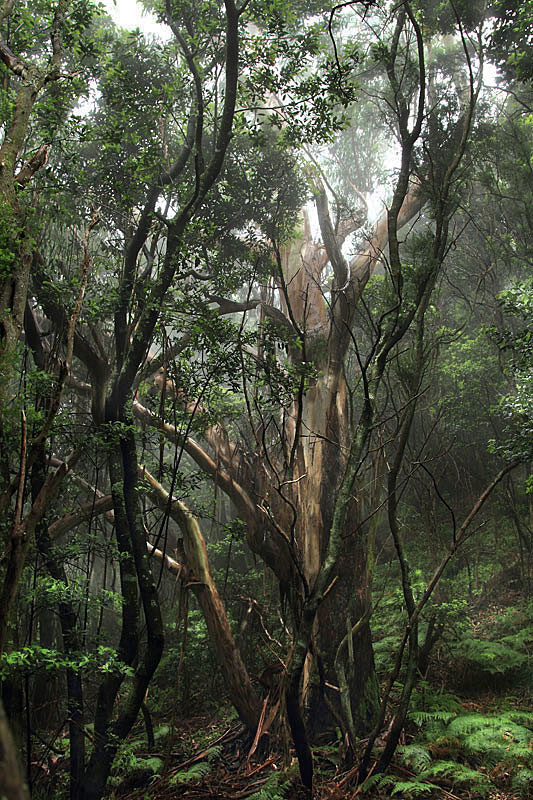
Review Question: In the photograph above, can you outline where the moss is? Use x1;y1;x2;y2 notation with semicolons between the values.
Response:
353;672;380;736
0;202;21;281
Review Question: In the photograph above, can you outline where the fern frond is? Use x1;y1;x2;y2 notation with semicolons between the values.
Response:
438;713;533;767
169;760;211;785
448;713;532;744
507;710;533;729
446;713;494;736
453;637;527;674
361;774;437;797
410;685;462;714
360;772;390;793
141;757;163;774
511;767;533;798
389;779;437;796
246;771;290;800
397;743;432;771
205;743;223;763
421;760;489;788
154;724;170;742
410;710;456;726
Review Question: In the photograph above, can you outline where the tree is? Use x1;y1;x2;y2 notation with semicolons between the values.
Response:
0;4;102;796
8;1;326;797
114;3;490;791
4;2;526;798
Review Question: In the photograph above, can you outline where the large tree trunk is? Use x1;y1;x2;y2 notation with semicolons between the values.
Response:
271;214;383;739
290;394;380;739
134;184;424;745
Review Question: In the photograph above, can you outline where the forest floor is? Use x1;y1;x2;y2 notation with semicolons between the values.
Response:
111;586;532;800
30;581;532;800
112;687;532;800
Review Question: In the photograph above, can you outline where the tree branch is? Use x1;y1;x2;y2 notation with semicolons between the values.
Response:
132;400;257;522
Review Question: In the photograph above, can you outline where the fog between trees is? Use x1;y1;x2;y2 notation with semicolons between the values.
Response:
0;2;531;799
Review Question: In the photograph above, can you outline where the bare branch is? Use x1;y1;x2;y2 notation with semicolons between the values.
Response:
132;400;257;523
314;179;348;290
48;495;114;540
0;39;28;79
15;144;49;185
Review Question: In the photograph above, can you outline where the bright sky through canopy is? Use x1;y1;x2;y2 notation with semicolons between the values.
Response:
104;0;169;38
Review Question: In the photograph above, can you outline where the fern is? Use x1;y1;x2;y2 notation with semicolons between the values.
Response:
447;712;533;764
362;774;437;797
153;724;170;742
420;760;489;794
507;709;533;727
205;744;223;763
246;770;290;800
397;743;432;772
405;690;532;800
501;628;531;648
141;757;163;775
167;742;223;787
411;683;462;708
511;767;533;797
389;779;437;797
410;709;456;726
169;760;211;785
453;636;527;675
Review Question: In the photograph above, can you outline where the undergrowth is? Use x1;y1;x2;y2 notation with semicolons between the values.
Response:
365;684;533;798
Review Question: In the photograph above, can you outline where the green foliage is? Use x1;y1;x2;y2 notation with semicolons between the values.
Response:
405;690;533;798
169;760;212;785
489;279;533;461
0;644;135;679
27;574;123;613
444;600;533;683
421;760;490;794
409;683;462;728
0;202;22;280
108;749;163;791
414;0;486;35
154;608;218;711
446;712;533;764
490;0;533;82
512;768;533;795
436;330;501;440
452;635;528;676
396;742;432;772
362;773;437;797
239;11;355;146
246;770;291;800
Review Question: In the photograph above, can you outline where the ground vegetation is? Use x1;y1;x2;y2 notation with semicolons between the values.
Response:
0;1;531;799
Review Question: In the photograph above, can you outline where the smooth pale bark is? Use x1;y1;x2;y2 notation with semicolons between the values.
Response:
270;179;423;743
141;466;261;730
